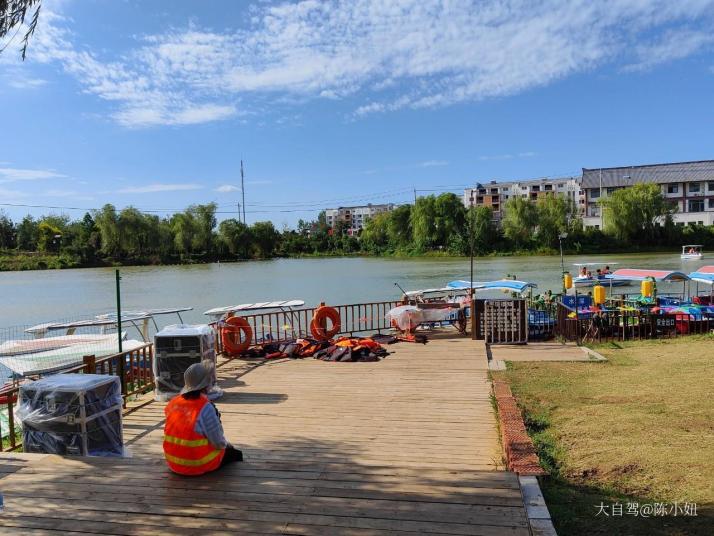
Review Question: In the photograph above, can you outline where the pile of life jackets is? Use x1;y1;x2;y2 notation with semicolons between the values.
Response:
242;335;391;362
313;336;390;362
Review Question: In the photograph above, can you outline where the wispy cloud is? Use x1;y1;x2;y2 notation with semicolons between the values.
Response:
418;160;449;168
116;183;202;194
624;29;714;72
478;152;537;161
9;1;714;126
215;184;240;193
0;167;66;183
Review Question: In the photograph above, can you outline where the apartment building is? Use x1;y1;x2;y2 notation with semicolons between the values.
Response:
581;160;714;228
324;203;395;235
463;177;582;220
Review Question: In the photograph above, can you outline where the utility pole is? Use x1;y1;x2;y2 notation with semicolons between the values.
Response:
115;269;122;353
237;203;241;222
413;187;417;205
599;168;603;229
241;160;247;224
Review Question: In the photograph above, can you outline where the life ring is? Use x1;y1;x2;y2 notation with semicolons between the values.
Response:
222;316;253;356
0;392;17;405
310;306;341;340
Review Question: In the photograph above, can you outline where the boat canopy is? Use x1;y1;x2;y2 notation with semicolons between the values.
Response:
689;265;714;285
682;244;703;248
610;268;690;282
203;300;305;317
0;337;145;377
403;287;466;297
573;262;618;267
25;307;193;339
447;280;537;293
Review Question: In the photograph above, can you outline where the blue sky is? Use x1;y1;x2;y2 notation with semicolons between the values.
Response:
1;0;713;227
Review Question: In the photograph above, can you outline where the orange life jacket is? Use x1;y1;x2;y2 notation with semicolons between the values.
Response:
163;394;225;476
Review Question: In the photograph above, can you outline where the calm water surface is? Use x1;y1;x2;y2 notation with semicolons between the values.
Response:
0;252;710;329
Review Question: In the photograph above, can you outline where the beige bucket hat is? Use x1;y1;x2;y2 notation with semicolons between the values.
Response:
180;360;215;394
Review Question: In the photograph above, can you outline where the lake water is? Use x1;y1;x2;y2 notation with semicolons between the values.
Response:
0;252;710;329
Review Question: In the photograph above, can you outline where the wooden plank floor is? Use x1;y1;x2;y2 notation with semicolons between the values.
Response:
0;337;530;535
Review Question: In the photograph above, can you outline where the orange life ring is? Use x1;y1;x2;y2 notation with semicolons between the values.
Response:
310;306;341;340
222;315;253;356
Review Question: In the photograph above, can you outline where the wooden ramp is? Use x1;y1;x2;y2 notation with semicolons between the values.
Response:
0;337;530;535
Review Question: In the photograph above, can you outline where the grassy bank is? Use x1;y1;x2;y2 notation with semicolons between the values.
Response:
492;336;714;535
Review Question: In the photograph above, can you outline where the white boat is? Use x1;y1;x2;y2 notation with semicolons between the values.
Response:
681;244;703;260
572;263;628;288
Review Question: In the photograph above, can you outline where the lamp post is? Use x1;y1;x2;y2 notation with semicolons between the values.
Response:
559;232;568;294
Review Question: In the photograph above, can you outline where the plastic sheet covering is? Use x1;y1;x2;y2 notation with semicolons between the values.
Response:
153;324;222;401
15;374;125;457
386;306;455;331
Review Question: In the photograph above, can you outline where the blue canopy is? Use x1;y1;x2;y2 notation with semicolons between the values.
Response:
689;272;714;285
447;280;537;293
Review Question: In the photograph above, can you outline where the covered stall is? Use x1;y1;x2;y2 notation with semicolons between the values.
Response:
688;265;714;305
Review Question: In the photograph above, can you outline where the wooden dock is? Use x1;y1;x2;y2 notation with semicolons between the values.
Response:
0;337;531;535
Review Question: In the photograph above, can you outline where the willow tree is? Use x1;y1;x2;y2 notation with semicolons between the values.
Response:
0;0;42;59
600;183;673;242
502;196;537;249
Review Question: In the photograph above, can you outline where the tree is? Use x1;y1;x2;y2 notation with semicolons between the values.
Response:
250;221;279;258
170;211;196;257
535;194;578;249
600;183;673;242
0;210;15;249
386;204;412;248
434;193;466;247
37;220;62;253
468;206;496;254
16;215;38;250
0;0;42;60
218;219;252;258
502;197;538;249
93;204;121;258
411;195;438;250
360;212;390;253
190;203;217;255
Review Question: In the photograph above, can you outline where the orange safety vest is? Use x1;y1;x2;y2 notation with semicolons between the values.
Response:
163;394;225;476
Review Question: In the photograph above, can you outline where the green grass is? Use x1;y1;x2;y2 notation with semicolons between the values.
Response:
492;335;714;535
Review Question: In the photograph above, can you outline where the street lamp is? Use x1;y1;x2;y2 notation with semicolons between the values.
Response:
558;232;568;293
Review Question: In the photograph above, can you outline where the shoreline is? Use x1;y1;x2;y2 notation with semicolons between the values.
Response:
0;246;684;272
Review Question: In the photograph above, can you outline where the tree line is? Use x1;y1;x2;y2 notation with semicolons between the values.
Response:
1;185;713;270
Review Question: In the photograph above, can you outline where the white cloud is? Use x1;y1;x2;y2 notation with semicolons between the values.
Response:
418;160;448;168
0;167;66;183
624;29;714;71
10;0;714;125
215;184;240;193
116;183;202;194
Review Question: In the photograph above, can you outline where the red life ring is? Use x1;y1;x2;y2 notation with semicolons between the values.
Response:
310;306;341;340
222;316;253;356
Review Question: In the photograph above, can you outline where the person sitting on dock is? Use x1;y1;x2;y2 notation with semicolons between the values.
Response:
163;361;243;476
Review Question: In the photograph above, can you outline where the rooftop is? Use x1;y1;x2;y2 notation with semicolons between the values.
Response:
582;159;714;188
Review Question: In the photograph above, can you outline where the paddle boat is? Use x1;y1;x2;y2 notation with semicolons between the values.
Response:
572;262;628;288
1;307;192;383
688;265;714;305
681;244;703;260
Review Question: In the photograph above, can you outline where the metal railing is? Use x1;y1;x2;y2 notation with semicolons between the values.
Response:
219;301;402;347
0;343;154;452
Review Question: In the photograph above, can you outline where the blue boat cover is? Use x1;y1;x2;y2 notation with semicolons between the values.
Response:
447;280;537;293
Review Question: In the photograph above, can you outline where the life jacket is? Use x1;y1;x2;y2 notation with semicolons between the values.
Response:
163;394;225;476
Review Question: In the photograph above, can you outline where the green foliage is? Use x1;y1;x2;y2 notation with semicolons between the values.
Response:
601;183;673;242
502;196;537;248
2;187;714;270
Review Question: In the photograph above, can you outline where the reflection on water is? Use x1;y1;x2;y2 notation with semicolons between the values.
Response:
0;252;709;328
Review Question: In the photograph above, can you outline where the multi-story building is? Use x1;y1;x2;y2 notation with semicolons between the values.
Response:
581;160;714;228
324;203;395;235
463;177;582;221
